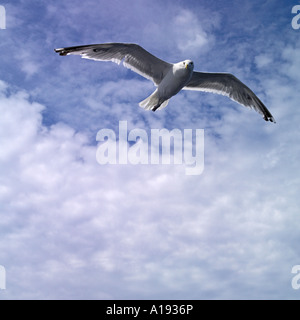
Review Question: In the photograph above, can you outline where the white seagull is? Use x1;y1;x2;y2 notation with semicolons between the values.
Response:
55;43;275;123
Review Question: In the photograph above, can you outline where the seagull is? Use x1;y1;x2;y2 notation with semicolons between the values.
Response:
55;43;275;123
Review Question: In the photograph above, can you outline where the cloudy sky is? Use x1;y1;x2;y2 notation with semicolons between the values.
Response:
0;0;300;300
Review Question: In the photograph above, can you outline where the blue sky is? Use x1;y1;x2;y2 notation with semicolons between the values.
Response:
0;0;300;300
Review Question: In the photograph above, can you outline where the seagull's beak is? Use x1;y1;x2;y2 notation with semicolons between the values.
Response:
185;63;188;69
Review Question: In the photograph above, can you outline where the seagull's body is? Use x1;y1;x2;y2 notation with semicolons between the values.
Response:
140;60;194;112
55;43;275;123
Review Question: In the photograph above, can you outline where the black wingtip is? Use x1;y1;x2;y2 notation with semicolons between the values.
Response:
264;115;276;123
54;48;68;56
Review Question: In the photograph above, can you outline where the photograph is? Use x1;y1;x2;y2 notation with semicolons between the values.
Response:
0;0;299;302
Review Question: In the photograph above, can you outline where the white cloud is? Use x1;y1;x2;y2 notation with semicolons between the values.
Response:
0;74;300;299
255;54;273;68
281;45;300;82
173;9;214;55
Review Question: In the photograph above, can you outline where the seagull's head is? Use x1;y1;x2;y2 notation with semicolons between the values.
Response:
182;60;194;71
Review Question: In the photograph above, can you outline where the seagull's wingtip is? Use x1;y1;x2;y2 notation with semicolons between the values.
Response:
264;115;276;123
54;48;68;56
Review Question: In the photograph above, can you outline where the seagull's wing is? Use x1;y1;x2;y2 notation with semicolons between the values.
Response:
184;72;275;122
55;43;173;86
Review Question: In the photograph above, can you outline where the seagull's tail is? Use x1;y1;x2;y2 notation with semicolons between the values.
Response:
139;90;169;112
